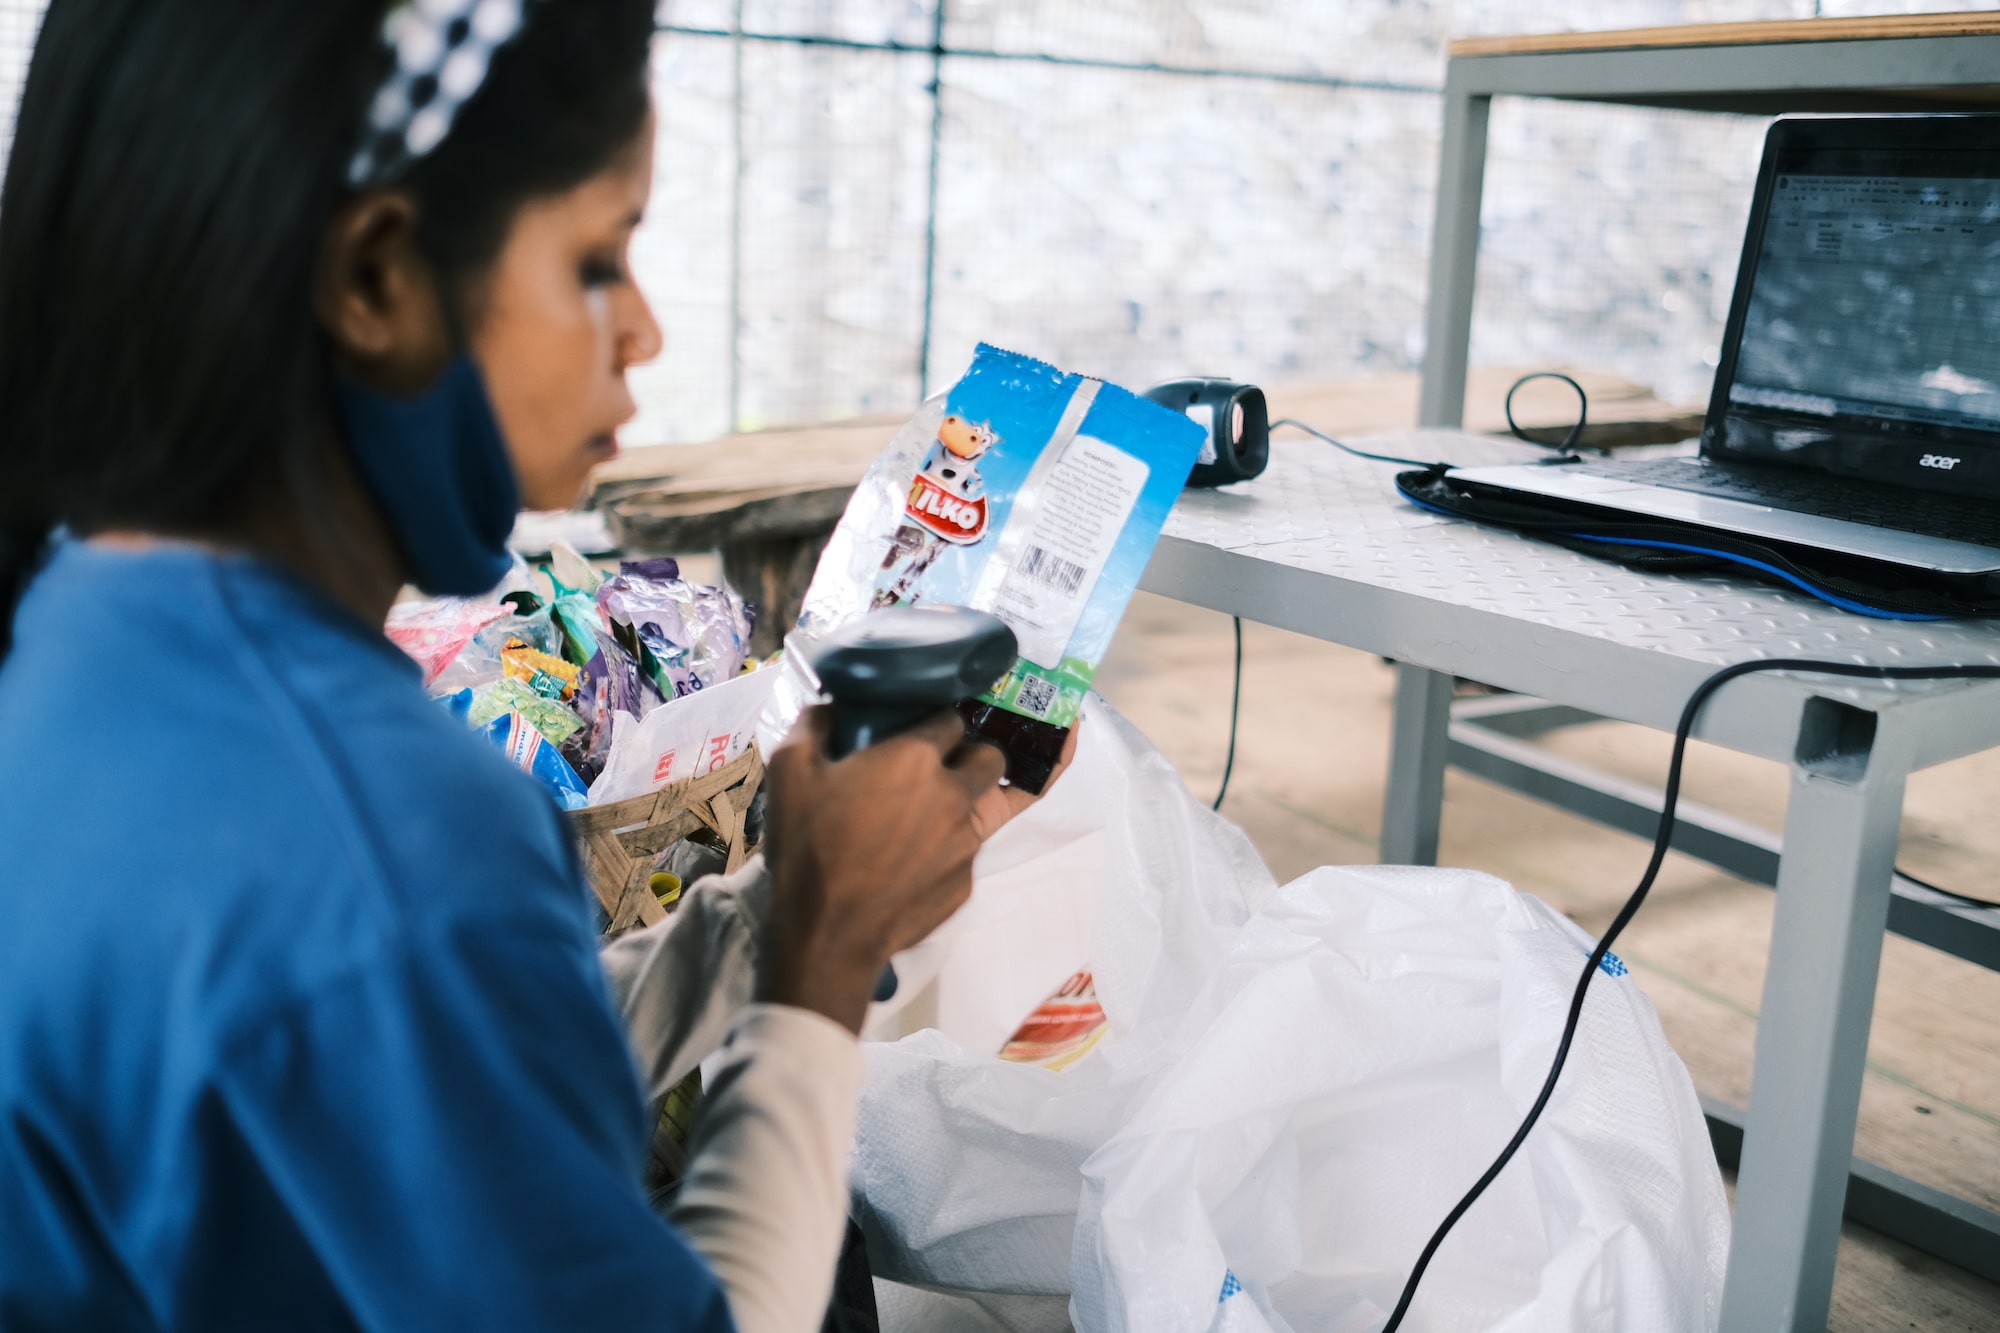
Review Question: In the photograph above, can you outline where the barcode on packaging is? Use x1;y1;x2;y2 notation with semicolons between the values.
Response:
983;434;1150;668
1019;545;1087;596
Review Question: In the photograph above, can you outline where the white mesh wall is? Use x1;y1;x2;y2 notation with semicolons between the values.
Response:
637;0;1821;443
636;0;1832;444
5;0;1992;445
0;0;43;178
924;61;1440;394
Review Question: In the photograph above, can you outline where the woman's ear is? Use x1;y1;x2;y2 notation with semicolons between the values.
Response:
312;192;453;394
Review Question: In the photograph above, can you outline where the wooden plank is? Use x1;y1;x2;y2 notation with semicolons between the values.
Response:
589;414;904;510
592;367;1701;543
1451;12;2000;60
595;368;1699;650
590;368;1697;647
604;483;857;553
721;528;837;658
1264;366;1703;450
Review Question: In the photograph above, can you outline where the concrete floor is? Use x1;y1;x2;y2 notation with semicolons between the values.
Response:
1093;591;2000;1331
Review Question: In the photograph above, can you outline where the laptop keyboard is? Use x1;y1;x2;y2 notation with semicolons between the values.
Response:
1575;457;2000;549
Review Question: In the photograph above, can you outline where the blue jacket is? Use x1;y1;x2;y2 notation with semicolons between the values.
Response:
0;542;733;1331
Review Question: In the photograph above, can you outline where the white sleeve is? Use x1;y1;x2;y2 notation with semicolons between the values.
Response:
670;1004;864;1333
598;856;771;1100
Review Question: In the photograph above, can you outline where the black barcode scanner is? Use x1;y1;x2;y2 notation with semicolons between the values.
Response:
808;606;1019;1001
1145;378;1269;488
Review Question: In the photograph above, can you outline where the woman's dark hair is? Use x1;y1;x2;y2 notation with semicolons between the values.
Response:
0;0;657;657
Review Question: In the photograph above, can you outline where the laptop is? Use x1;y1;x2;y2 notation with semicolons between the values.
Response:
1449;114;2000;578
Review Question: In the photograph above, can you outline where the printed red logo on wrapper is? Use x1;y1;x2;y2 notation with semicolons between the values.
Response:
906;473;990;544
704;734;731;774
652;750;679;784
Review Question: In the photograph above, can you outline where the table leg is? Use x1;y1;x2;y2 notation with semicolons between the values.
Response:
1719;705;1909;1332
1382;662;1453;865
721;524;838;659
1417;81;1490;430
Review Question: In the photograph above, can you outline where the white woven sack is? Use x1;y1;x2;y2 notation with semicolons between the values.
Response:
855;702;1728;1333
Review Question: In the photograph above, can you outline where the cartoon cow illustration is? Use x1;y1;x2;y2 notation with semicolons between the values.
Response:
873;414;1002;608
918;414;999;503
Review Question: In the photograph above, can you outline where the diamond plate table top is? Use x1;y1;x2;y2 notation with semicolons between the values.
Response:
1145;430;2000;766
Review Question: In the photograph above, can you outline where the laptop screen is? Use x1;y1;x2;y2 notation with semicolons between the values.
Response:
1708;119;2000;502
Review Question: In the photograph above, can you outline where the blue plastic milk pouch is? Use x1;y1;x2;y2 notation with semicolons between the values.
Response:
479;710;589;811
769;344;1205;790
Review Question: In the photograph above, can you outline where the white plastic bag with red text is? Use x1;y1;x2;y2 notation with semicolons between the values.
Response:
587;666;776;807
853;701;1729;1333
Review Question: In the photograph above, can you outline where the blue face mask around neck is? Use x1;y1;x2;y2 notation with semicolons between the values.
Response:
332;355;521;597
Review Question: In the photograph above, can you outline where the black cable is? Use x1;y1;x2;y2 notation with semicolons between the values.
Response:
1270;417;1443;470
1377;658;2000;1333
1213;616;1242;811
1502;370;1605;456
1274;368;1597;472
1892;864;2000;911
1259;380;1997;1312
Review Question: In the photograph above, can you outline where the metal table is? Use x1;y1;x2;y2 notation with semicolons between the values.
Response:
1420;11;2000;433
1140;429;2000;1332
1404;18;2000;1326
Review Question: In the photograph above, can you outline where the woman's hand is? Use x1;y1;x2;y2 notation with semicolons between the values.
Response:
757;707;1006;1033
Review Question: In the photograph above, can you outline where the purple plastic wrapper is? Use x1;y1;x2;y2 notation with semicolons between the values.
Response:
596;565;754;700
601;628;661;717
561;645;620;786
618;557;682;581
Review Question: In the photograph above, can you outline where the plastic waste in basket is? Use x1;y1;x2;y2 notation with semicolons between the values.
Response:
855;700;1729;1333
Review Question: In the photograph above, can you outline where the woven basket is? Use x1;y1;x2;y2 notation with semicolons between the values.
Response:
566;745;765;938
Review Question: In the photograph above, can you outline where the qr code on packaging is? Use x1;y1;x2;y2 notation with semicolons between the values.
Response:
1014;673;1058;719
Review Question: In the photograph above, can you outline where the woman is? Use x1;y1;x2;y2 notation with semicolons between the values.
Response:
0;2;1038;1329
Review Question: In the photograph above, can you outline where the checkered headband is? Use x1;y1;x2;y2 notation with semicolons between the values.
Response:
348;0;539;187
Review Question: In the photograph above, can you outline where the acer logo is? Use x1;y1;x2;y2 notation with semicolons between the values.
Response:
1919;454;1961;470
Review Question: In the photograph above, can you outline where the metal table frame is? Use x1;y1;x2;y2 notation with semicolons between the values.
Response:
1402;21;2000;1328
1140;427;2000;1332
1449;694;2000;1288
1419;16;2000;434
